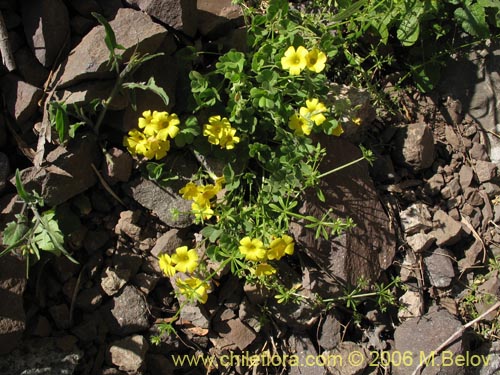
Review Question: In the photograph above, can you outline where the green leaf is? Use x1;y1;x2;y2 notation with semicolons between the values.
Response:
15;169;30;202
92;12;125;53
397;12;421;46
122;77;170;108
2;219;29;247
68;122;85;138
454;4;489;38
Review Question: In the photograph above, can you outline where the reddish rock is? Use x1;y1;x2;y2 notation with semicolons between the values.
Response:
392;122;435;171
197;0;244;37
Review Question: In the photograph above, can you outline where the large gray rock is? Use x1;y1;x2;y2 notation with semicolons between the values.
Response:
394;306;465;375
0;74;43;124
0;152;9;194
124;0;198;36
22;0;70;67
102;285;150;336
55;8;168;88
0;337;82;375
0;254;26;355
290;138;396;287
17;133;101;206
14;46;49;87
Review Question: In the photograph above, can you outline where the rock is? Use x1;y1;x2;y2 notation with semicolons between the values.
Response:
76;287;103;312
327;84;376;142
67;0;101;17
151;229;184;257
474;270;500;321
318;314;342;350
120;52;178;132
290;138;395;287
178;304;209;331
431;209;463;246
469;341;500;375
197;0;244;38
214;318;256;351
55;8;168;88
102;147;133;185
22;0;70;67
0;74;43;124
465;187;485;207
71;318;97;343
482;182;500;198
323;341;370;375
83;229;110;253
112;252;143;278
133;273;159;295
0;152;9;194
107;335;149;373
425;173;445;196
475;160;497;183
392;122;435;171
48;304;71;330
394;306;465;375
57;80;128;110
459;165;474;189
0;337;82;375
70;15;96;36
470;142;489;161
147;354;175;375
14;46;49;87
17;133;101;206
115;210;142;239
101;266;130;296
126;178;193;228
32;315;52;337
124;0;198;36
444;125;461;151
288;334;321;375
406;232;434;253
424;248;455;288
0;254;26;355
400;203;433;235
398;290;422;320
102;285;150;336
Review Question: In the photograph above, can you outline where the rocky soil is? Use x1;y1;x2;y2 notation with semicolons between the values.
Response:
0;1;500;375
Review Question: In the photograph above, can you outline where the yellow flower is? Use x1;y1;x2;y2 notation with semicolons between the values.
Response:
203;116;239;149
179;182;199;200
193;184;220;207
176;277;210;304
239;236;266;261
267;235;294;260
332;123;344;137
305;48;327;73
123;129;148;156
144;137;170;160
288;113;312;136
300;99;327;126
192;201;214;220
214;176;225;190
219;126;240;150
158;253;176;277
281;46;308;75
172;246;199;273
254;263;276;276
139;110;180;140
352;117;362;126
